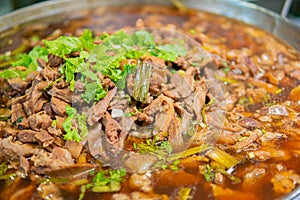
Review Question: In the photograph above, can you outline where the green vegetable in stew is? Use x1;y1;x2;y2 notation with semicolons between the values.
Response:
0;45;48;79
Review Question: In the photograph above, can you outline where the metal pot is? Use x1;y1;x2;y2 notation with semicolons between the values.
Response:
0;0;299;50
0;0;299;199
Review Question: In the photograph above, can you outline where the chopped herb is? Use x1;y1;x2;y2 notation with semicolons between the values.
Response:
0;46;48;79
44;36;83;57
161;164;168;170
133;143;137;149
0;162;8;176
81;81;107;103
238;96;254;108
154;43;187;62
77;113;88;138
222;67;230;73
115;64;136;90
31;35;40;43
137;138;172;160
221;61;229;67
200;164;215;182
0;108;11;121
16;116;24;123
0;173;16;180
208;97;216;106
78;185;87;200
131;29;155;48
189;29;196;35
215;168;241;184
216;75;238;84
91;168;126;193
275;88;282;94
51;120;57;127
79;29;95;51
77;168;126;200
169;159;180;171
124;111;135;117
265;102;276;107
177;187;193;200
63;106;88;142
0;52;10;62
191;62;198;67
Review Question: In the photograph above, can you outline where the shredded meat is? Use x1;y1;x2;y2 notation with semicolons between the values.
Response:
31;148;74;174
28;112;52;131
87;87;117;125
34;130;55;147
7;77;29;93
50;96;69;117
87;122;105;158
40;66;60;81
238;117;262;130
184;81;208;121
18;129;39;143
11;103;26;123
0;136;38;160
48;86;72;103
101;112;125;155
232;130;261;153
48;54;64;68
64;140;83;159
37;182;63;200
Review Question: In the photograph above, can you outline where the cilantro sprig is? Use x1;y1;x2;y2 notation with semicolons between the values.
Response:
91;168;126;192
78;168;126;200
62;106;88;142
0;45;48;79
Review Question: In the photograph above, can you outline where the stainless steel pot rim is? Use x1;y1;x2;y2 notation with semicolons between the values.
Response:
0;0;299;50
0;0;299;199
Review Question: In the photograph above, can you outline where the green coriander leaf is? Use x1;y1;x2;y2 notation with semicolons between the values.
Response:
91;168;126;193
0;69;23;79
131;30;155;48
63;57;85;91
125;49;146;59
79;29;95;51
115;64;135;89
44;36;82;57
63;106;89;142
81;81;107;103
12;54;31;67
63;106;83;142
0;46;48;79
154;43;187;62
202;165;215;182
124;111;134;117
102;30;132;50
